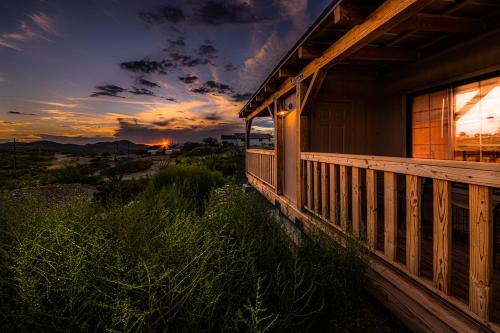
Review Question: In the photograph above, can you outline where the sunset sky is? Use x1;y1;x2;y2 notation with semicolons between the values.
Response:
0;0;331;144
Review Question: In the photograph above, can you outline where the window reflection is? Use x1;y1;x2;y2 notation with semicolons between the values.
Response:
454;77;500;163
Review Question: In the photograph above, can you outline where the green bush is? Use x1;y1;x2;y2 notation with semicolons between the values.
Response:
150;165;224;207
0;164;402;332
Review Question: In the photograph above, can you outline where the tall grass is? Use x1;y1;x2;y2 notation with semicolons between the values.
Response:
0;164;377;332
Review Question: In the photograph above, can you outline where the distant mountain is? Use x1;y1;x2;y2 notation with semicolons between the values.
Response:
0;140;149;153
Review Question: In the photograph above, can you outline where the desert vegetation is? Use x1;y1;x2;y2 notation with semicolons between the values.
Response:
0;145;407;332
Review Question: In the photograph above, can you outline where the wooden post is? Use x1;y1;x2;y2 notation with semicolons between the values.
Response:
329;164;338;224
321;162;328;219
367;169;377;250
340;165;348;231
296;84;304;210
433;179;452;294
313;161;320;214
274;100;283;194
469;185;493;320
406;175;421;275
306;161;312;209
352;167;361;237
384;172;397;261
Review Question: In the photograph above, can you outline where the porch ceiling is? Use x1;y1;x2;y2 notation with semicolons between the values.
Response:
239;0;500;118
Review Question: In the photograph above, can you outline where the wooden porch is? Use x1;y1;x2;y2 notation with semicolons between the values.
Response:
239;0;500;331
247;149;500;332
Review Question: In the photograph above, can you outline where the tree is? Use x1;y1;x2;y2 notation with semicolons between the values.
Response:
203;137;218;145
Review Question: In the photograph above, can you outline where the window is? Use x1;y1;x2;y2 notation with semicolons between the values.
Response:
411;75;500;163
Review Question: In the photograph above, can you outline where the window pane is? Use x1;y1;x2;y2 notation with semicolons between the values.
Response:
454;77;500;163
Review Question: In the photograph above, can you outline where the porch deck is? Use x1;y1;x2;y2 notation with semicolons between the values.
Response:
246;148;500;332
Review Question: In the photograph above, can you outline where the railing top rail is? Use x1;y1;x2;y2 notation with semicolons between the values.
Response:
246;148;276;155
301;152;500;188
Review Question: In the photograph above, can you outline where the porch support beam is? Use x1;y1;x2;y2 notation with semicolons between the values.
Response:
241;0;432;118
334;5;482;34
298;46;321;60
300;70;327;115
278;68;296;78
274;100;283;194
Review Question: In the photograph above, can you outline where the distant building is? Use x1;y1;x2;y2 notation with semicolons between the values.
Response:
220;133;274;148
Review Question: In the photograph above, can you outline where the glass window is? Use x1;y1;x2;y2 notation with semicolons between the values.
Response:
412;75;500;163
453;77;500;162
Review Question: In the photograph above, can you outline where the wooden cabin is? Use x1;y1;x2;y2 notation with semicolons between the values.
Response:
239;0;500;332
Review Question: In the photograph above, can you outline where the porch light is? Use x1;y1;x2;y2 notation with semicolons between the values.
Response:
277;110;289;117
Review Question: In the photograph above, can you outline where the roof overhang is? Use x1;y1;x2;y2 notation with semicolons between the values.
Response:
239;0;500;118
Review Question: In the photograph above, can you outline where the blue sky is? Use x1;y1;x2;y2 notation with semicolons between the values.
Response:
0;0;331;144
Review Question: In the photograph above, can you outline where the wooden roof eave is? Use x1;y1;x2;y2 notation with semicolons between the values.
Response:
240;0;433;119
239;0;344;119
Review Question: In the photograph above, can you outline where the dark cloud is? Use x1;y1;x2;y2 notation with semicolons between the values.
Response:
191;80;232;95
114;118;243;143
153;118;176;127
224;63;237;71
136;77;160;88
90;84;126;98
164;97;177;102
36;134;115;145
195;1;264;25
166;36;185;49
231;92;252;102
139;5;185;24
198;43;217;58
204;112;222;121
120;59;175;75
8;111;37;116
169;52;210;67
128;87;156;96
190;80;251;102
178;75;198;84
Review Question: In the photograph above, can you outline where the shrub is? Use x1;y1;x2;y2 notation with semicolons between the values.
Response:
150;165;224;207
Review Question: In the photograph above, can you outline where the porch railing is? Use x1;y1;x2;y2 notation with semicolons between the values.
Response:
300;152;500;322
246;149;275;189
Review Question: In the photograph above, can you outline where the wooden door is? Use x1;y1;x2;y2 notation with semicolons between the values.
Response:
310;101;352;153
283;109;297;204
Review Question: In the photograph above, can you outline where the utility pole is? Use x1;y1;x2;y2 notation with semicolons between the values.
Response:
13;137;16;169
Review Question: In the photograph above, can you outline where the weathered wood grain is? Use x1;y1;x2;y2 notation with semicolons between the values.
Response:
301;152;500;188
352;167;361;237
329;164;338;225
469;184;493;320
433;179;452;294
366;169;378;250
313;161;320;214
406;175;421;276
340;165;348;231
321;162;329;219
384;172;397;261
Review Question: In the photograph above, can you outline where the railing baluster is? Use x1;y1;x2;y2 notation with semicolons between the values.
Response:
313;161;320;215
384;172;397;261
321;162;328;219
307;161;312;209
406;175;421;275
352;167;361;237
469;184;493;320
329;164;338;225
340;165;348;231
366;169;377;250
433;179;452;294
